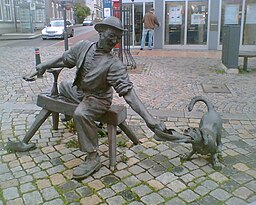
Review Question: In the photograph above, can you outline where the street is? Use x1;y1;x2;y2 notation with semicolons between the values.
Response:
0;25;98;48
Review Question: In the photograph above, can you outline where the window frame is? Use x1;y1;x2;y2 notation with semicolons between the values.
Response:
0;1;3;21
5;0;12;21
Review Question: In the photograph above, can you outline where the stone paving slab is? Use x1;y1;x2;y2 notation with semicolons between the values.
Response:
0;47;256;204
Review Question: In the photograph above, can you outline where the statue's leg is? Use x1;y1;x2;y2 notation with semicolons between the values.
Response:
180;150;195;161
216;132;223;154
73;103;100;153
59;81;84;104
212;152;222;170
59;81;84;121
72;97;110;179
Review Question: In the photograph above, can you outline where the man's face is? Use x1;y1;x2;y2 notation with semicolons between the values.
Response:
97;28;123;52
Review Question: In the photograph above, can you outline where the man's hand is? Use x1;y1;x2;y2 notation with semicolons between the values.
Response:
146;118;166;133
22;71;38;81
36;64;46;78
155;122;166;132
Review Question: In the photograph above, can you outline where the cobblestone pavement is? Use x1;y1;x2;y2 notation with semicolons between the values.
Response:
1;46;256;205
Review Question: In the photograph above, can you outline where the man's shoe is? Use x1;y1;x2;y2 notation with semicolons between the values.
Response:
148;48;152;50
73;156;101;179
140;48;143;50
5;140;36;152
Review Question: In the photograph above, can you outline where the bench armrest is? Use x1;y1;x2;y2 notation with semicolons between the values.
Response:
46;68;63;96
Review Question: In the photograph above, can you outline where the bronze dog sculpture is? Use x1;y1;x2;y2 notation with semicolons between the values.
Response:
154;96;223;170
180;96;223;170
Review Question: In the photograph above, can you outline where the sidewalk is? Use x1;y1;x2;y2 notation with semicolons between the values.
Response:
0;24;83;40
0;32;41;40
0;47;256;205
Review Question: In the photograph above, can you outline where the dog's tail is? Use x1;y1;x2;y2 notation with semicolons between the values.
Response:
188;96;214;112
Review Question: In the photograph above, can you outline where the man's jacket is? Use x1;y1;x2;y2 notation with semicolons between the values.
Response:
142;11;159;29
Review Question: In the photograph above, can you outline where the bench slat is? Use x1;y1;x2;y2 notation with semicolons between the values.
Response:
238;51;256;71
239;51;256;57
37;93;127;125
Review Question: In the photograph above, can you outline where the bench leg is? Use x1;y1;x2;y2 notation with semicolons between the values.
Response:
52;112;59;130
107;124;117;170
118;121;139;145
23;109;51;143
243;57;249;71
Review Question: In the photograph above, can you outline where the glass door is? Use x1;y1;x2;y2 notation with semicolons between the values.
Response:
165;1;185;44
123;2;154;47
187;0;208;44
165;0;208;45
219;0;242;44
242;0;256;45
122;4;133;47
134;3;143;46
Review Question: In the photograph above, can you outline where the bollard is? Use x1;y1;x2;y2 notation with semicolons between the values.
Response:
35;48;42;78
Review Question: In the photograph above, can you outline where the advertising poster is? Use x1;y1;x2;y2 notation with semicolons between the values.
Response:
191;14;205;25
104;8;111;18
224;4;239;24
169;6;182;25
246;3;256;24
103;0;112;18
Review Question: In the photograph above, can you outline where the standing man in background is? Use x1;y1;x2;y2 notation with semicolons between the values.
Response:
140;8;160;50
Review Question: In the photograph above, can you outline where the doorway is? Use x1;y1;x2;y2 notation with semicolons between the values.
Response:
123;2;153;47
165;0;209;46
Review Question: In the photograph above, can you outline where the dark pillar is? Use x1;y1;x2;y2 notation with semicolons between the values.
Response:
208;0;220;50
154;0;164;49
62;1;68;51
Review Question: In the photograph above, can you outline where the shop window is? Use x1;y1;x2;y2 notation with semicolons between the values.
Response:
165;1;185;45
220;0;242;44
5;0;12;21
134;3;143;46
187;0;208;45
15;6;20;21
243;1;256;45
122;4;133;46
0;3;3;20
35;9;45;23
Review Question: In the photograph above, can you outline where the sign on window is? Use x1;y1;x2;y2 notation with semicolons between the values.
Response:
224;4;239;25
169;6;182;25
246;3;256;24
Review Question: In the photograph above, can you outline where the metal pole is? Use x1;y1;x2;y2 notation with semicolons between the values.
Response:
35;48;43;78
45;0;50;25
119;0;123;62
62;2;68;51
29;4;33;33
132;0;134;48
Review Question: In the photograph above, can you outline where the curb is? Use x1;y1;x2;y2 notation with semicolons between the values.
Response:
0;33;41;40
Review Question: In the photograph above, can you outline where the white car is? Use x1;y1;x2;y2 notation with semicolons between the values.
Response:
83;18;93;26
42;19;74;40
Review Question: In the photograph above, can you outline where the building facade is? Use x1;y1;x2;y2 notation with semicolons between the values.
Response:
0;0;46;34
122;0;256;51
76;0;103;21
93;0;103;20
1;0;255;51
0;0;103;34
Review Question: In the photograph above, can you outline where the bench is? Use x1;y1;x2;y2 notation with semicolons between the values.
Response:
9;68;139;170
239;51;256;71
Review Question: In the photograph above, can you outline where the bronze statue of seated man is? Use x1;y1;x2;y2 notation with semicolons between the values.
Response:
34;16;166;179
